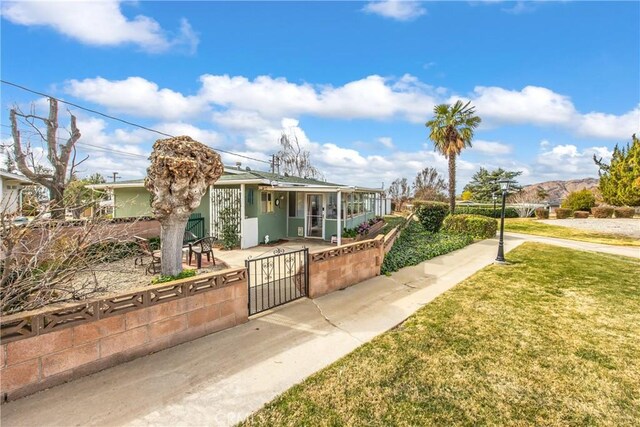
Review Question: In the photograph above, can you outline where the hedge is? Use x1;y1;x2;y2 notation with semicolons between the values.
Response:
535;207;549;219
442;214;497;239
562;189;596;211
614;207;635;218
381;221;473;274
574;211;590;219
556;208;572;219
454;206;520;218
414;202;449;232
591;207;614;218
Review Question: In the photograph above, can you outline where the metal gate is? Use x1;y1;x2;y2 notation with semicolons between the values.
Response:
246;248;308;315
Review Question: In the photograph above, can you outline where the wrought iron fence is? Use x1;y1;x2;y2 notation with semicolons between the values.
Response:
246;248;308;315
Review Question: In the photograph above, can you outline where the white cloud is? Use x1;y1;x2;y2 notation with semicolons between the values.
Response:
65;77;208;120
377;137;394;149
1;1;198;53
535;143;612;179
362;1;426;21
471;140;512;155
577;107;640;140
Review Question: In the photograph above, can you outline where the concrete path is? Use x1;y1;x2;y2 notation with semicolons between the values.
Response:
505;232;639;258
1;234;634;426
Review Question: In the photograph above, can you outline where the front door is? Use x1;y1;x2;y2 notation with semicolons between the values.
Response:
306;194;323;238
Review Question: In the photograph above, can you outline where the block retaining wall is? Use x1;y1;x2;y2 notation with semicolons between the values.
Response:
0;267;248;402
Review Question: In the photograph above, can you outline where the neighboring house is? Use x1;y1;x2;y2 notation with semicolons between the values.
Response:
0;170;32;215
88;166;387;248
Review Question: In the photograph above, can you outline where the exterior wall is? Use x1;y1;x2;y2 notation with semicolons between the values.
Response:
1;178;22;214
288;217;304;238
324;219;337;241
308;235;384;298
113;187;151;218
257;189;287;243
0;268;248;402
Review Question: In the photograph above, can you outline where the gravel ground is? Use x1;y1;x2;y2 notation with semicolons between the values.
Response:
540;218;640;238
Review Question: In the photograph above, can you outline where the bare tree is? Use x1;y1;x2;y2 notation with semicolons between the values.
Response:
387;177;411;211
10;98;85;219
276;130;322;179
145;136;223;276
509;190;543;218
413;167;447;201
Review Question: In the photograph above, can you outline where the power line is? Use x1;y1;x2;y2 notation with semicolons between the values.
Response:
1;79;272;165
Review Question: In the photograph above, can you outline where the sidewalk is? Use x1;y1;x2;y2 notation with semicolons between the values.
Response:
1;234;633;426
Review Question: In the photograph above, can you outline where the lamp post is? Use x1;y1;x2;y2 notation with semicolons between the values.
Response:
495;178;512;264
492;192;497;218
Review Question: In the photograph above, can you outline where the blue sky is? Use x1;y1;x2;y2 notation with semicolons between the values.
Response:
1;1;638;191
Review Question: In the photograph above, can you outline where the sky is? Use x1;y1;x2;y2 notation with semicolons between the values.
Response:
1;0;638;192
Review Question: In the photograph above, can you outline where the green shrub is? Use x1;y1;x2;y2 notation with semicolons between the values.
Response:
454;206;520;218
442;214;497;239
535;207;549;219
562;189;596;212
574;211;590;219
614;207;635;218
381;221;473;274
591;206;614;218
414;202;449;232
152;269;196;284
556;208;572;219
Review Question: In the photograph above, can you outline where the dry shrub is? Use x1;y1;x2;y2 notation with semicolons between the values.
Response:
614;207;635;218
573;211;590;219
592;207;614;218
535;207;549;219
555;208;572;219
1;205;143;315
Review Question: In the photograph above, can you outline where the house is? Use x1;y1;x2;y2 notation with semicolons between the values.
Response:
88;166;388;248
0;170;32;214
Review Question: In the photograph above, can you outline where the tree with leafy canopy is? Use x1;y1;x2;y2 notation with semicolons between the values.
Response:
413;167;447;201
426;101;481;212
64;173;107;219
145;136;224;276
594;134;640;207
463;167;523;203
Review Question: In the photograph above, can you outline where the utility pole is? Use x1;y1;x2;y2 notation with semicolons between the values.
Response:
270;154;275;174
112;172;120;183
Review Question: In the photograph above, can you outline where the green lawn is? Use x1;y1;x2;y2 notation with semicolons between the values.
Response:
381;214;408;235
505;218;640;247
242;243;640;426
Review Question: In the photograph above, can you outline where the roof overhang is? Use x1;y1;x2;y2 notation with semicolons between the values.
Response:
0;171;32;185
87;182;144;190
259;185;384;193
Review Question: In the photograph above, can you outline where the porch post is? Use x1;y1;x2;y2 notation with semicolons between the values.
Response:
337;190;342;246
240;184;246;249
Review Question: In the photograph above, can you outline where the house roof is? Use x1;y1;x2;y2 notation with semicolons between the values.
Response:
87;167;382;193
0;170;33;184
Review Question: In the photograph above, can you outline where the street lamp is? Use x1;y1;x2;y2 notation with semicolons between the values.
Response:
495;178;512;264
492;192;497;217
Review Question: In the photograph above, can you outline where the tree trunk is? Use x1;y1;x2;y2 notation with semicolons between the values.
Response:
448;154;456;213
160;217;188;276
50;187;66;220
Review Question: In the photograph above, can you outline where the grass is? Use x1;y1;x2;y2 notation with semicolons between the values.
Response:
241;243;640;426
381;214;408;235
504;218;640;247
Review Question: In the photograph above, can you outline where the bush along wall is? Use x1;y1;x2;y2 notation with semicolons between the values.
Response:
574;211;590;219
454;206;520;218
442;214;498;239
414;202;449;232
381;221;473;274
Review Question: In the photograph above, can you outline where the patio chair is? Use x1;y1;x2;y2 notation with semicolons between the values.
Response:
188;236;216;268
133;235;161;268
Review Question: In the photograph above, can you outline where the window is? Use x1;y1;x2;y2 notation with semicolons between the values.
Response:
288;192;304;217
326;194;337;219
261;191;273;213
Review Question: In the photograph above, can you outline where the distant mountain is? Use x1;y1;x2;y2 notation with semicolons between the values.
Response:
521;178;599;202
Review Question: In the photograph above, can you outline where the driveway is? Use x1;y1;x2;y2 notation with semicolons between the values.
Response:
539;218;640;238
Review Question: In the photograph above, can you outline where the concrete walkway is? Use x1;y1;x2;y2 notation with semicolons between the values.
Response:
1;234;635;426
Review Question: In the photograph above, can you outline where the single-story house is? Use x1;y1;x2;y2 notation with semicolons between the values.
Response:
0;170;32;214
89;166;389;248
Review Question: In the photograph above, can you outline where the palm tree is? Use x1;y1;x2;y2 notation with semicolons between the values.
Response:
426;100;481;213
